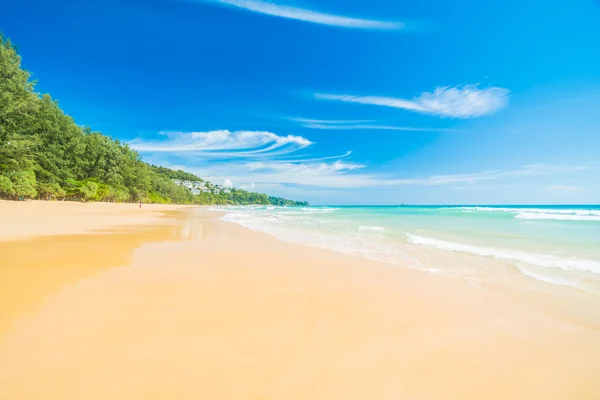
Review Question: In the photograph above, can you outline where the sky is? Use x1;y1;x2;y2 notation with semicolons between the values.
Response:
2;0;600;205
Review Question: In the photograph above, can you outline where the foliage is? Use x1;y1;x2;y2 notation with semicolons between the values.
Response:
0;174;13;196
0;35;308;206
36;181;66;200
1;169;38;199
150;165;203;182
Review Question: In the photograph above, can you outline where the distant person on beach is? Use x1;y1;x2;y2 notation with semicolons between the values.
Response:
139;200;142;209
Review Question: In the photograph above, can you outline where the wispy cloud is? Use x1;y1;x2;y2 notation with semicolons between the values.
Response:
289;117;453;132
315;85;510;118
132;128;586;195
176;160;589;191
301;123;450;132
129;130;312;158
210;0;403;30
288;117;374;124
419;164;589;186
261;150;353;163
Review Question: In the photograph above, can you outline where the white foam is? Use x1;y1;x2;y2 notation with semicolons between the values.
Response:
213;206;600;293
359;225;385;232
407;234;600;275
300;207;340;213
219;212;420;269
516;212;600;221
455;206;600;217
515;265;599;294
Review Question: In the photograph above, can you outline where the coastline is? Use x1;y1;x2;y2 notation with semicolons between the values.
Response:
1;202;600;399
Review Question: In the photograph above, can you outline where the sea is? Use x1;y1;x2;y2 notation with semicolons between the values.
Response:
209;205;600;323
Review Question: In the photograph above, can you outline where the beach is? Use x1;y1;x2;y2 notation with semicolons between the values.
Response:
1;201;600;399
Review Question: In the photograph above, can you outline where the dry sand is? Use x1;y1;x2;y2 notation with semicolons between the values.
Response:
1;201;600;399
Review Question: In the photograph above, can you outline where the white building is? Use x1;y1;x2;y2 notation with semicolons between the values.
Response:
172;179;228;195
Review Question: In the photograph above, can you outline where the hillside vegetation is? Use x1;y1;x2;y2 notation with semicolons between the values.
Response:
0;35;307;206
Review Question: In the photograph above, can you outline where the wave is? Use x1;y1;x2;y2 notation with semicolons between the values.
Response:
219;212;422;270
359;225;385;232
514;265;599;294
208;205;290;212
454;206;600;216
516;212;600;221
300;207;340;213
406;234;600;275
214;206;600;293
446;206;600;222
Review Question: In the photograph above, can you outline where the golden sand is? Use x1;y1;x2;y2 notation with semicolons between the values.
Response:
1;201;600;399
0;200;189;242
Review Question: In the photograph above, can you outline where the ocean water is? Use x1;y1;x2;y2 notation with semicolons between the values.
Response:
210;205;600;297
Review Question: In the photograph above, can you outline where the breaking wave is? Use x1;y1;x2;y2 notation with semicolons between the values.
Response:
407;234;600;274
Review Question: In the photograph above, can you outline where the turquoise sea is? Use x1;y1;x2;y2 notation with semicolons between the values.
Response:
211;205;600;300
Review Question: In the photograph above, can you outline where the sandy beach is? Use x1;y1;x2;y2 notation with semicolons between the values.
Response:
1;201;600;399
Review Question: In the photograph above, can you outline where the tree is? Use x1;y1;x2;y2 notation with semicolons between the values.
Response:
0;34;308;206
36;181;65;200
0;174;12;196
7;170;37;199
0;35;40;173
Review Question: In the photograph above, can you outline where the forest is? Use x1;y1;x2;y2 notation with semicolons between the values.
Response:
0;35;308;206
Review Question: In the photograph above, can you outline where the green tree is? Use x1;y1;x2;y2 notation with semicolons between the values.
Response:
7;169;37;199
0;35;40;173
0;174;13;196
36;181;66;200
0;34;308;206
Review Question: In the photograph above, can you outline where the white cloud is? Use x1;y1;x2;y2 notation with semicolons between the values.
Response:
177;162;589;191
133;127;587;200
300;123;448;132
416;165;589;186
212;0;403;30
288;116;453;132
129;130;312;158
289;117;374;124
247;159;365;174
241;182;256;190
315;85;510;118
282;151;353;163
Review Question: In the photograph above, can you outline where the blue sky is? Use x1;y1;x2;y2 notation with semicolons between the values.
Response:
2;0;600;204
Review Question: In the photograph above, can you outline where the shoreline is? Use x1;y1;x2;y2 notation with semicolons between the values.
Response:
1;202;600;398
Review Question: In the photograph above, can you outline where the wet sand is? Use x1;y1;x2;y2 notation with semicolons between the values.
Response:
0;200;190;242
1;202;600;399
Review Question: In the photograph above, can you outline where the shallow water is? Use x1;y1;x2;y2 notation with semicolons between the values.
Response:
211;205;600;297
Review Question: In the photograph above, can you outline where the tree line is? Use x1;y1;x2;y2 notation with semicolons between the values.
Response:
0;35;308;206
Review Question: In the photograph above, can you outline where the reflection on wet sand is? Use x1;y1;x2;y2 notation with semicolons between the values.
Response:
0;211;199;334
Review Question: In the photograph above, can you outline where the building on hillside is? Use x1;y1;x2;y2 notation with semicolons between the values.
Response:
172;179;195;188
172;179;220;194
210;185;232;195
